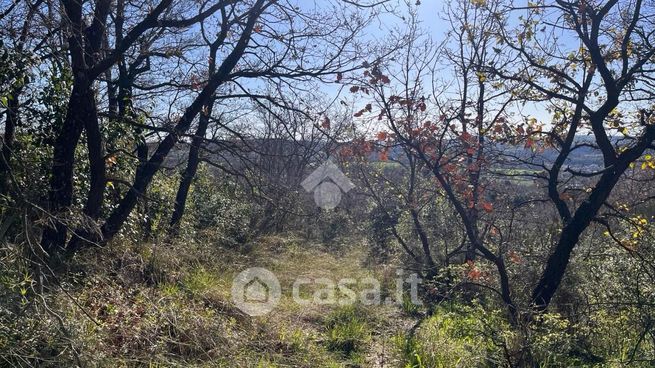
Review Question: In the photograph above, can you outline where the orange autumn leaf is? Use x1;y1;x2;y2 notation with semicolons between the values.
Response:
482;202;493;213
106;155;117;167
468;268;482;280
508;250;523;264
376;131;388;141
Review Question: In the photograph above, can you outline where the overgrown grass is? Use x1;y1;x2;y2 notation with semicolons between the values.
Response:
393;304;504;368
0;235;403;367
3;234;654;367
324;304;373;363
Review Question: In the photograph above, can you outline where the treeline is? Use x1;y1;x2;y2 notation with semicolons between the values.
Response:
1;0;655;366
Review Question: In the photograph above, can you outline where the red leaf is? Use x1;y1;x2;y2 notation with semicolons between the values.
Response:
468;269;482;280
482;202;493;213
466;260;481;280
508;250;523;264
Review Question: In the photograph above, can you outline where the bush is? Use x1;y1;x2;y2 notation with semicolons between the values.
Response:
188;165;254;245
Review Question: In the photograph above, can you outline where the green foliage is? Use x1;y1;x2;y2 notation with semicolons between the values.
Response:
23;63;72;146
400;293;422;317
395;303;506;368
308;208;354;244
324;304;372;360
188;165;253;245
0;39;35;101
367;204;400;261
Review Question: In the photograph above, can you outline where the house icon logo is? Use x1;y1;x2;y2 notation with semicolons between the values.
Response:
301;159;355;210
231;267;281;316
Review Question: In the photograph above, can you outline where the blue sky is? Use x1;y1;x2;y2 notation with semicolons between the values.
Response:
292;0;554;127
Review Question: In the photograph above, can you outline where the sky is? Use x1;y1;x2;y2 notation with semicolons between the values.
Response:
372;0;554;124
302;0;554;125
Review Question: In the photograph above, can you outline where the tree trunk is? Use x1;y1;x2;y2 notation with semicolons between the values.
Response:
41;84;91;252
531;144;646;310
65;94;104;252
98;1;264;244
82;103;105;219
410;208;436;276
0;91;20;196
168;108;212;236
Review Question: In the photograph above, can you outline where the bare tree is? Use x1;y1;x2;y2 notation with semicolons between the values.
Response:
489;0;655;311
350;0;521;323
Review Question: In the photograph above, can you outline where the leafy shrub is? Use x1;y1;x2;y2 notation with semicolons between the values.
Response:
188;165;253;245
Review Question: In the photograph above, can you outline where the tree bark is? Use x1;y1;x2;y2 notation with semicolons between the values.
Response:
168;108;212;236
41;84;93;252
0;91;19;196
532;123;655;310
168;28;224;237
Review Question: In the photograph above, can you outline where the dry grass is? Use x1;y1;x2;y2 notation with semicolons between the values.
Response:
0;234;417;367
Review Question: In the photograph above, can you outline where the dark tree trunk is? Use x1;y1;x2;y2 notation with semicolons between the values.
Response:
42;0;107;252
0;91;20;196
168;19;226;238
98;1;264;244
168;108;211;236
65;92;104;252
532;123;655;311
41;84;91;252
410;208;436;275
82;103;105;219
100;114;195;241
531;167;623;310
